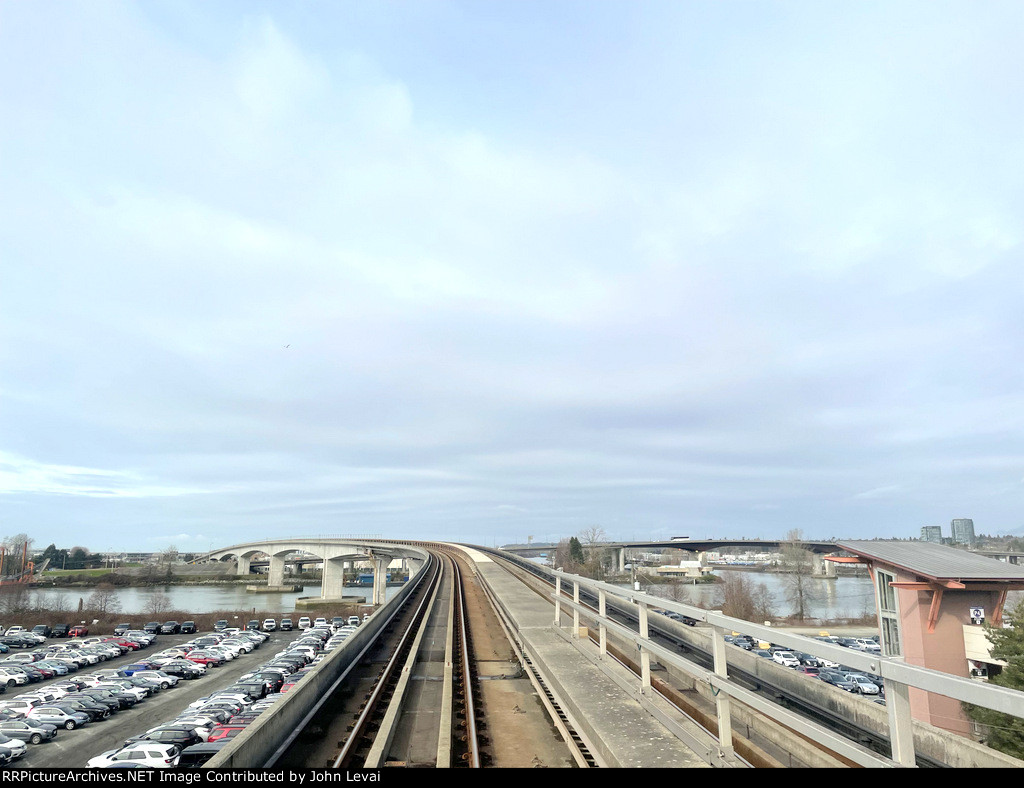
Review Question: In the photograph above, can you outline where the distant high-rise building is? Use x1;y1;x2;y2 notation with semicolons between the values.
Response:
951;518;976;547
921;526;943;544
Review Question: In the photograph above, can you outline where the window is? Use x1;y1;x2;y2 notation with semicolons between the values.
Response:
877;569;902;657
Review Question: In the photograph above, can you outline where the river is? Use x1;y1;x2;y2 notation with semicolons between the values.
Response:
23;583;402;615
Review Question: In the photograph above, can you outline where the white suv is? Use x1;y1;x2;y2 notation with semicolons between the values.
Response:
772;651;800;668
297;617;311;630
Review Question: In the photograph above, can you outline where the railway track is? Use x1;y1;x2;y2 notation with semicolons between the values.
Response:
276;546;590;768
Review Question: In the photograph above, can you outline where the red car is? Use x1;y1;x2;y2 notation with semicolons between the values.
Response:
68;626;89;638
207;725;248;743
184;652;224;667
104;637;139;651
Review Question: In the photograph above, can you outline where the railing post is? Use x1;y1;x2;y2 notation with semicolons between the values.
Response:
885;677;917;766
554;576;561;627
598;589;607;658
573;581;580;638
711;625;734;756
638;601;651;692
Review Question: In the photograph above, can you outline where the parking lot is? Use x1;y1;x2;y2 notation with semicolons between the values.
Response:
0;628;304;768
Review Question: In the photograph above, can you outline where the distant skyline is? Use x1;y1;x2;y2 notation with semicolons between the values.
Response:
3;2;1024;551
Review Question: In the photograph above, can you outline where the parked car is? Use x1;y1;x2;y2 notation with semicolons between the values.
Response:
180;622;197;635
843;673;881;695
297;617;311;630
262;619;277;632
0;734;27;760
214;621;229;633
26;706;90;730
817;671;860;693
87;743;180;768
31;626;51;638
0;719;57;745
279;619;293;632
143;622;161;635
68;626;88;638
772;651;800;668
176;740;228;768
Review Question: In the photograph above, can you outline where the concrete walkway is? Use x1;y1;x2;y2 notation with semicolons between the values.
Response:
463;547;713;768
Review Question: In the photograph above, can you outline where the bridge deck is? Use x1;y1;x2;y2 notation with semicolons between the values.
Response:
468;549;711;768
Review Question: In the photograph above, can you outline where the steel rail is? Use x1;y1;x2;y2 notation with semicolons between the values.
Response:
331;553;445;768
451;555;481;768
262;551;439;768
363;553;450;767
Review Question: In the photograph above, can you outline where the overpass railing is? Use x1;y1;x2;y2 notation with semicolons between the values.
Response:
545;566;1024;768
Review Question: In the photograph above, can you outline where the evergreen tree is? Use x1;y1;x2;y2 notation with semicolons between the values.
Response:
568;537;585;565
966;603;1024;757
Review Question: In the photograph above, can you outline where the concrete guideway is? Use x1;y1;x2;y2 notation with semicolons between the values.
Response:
460;545;714;768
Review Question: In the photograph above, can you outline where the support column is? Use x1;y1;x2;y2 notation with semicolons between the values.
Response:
236;555;251;576
268;555;285;587
322;558;344;599
372;556;388;605
618;548;626;573
554;577;562;627
885;678;916;766
639;601;651;693
573;581;580;637
711;626;734;756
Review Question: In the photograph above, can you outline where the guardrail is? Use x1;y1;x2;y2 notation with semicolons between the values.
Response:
542;565;1024;767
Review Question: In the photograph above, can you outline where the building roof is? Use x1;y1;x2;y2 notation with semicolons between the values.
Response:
837;540;1024;583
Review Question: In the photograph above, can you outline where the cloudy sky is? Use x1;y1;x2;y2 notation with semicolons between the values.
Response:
2;1;1023;552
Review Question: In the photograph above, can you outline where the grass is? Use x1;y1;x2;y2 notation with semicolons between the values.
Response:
41;568;115;577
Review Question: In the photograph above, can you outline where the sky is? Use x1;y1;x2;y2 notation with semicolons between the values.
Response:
2;1;1024;552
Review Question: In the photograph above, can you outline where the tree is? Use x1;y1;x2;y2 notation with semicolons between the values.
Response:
578;527;610;580
568;537;586;565
715;572;776;623
966;603;1024;756
780;529;815;622
86;584;122;615
1;534;34;576
144;592;172;616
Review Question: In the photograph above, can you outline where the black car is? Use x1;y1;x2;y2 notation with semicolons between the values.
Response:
31;626;51;638
124;726;203;751
817;671;859;692
143;622;161;634
51;700;110;722
113;624;133;636
246;620;260;631
160;664;203;680
279;619;293;632
50;625;71;639
180;622;197;635
160;622;181;635
223;682;266;701
177;740;229;768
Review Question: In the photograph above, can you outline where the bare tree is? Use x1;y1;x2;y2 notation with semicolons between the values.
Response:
144;592;172;616
577;526;610;580
86;584;122;615
37;593;69;613
780;529;815;622
715;573;776;623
